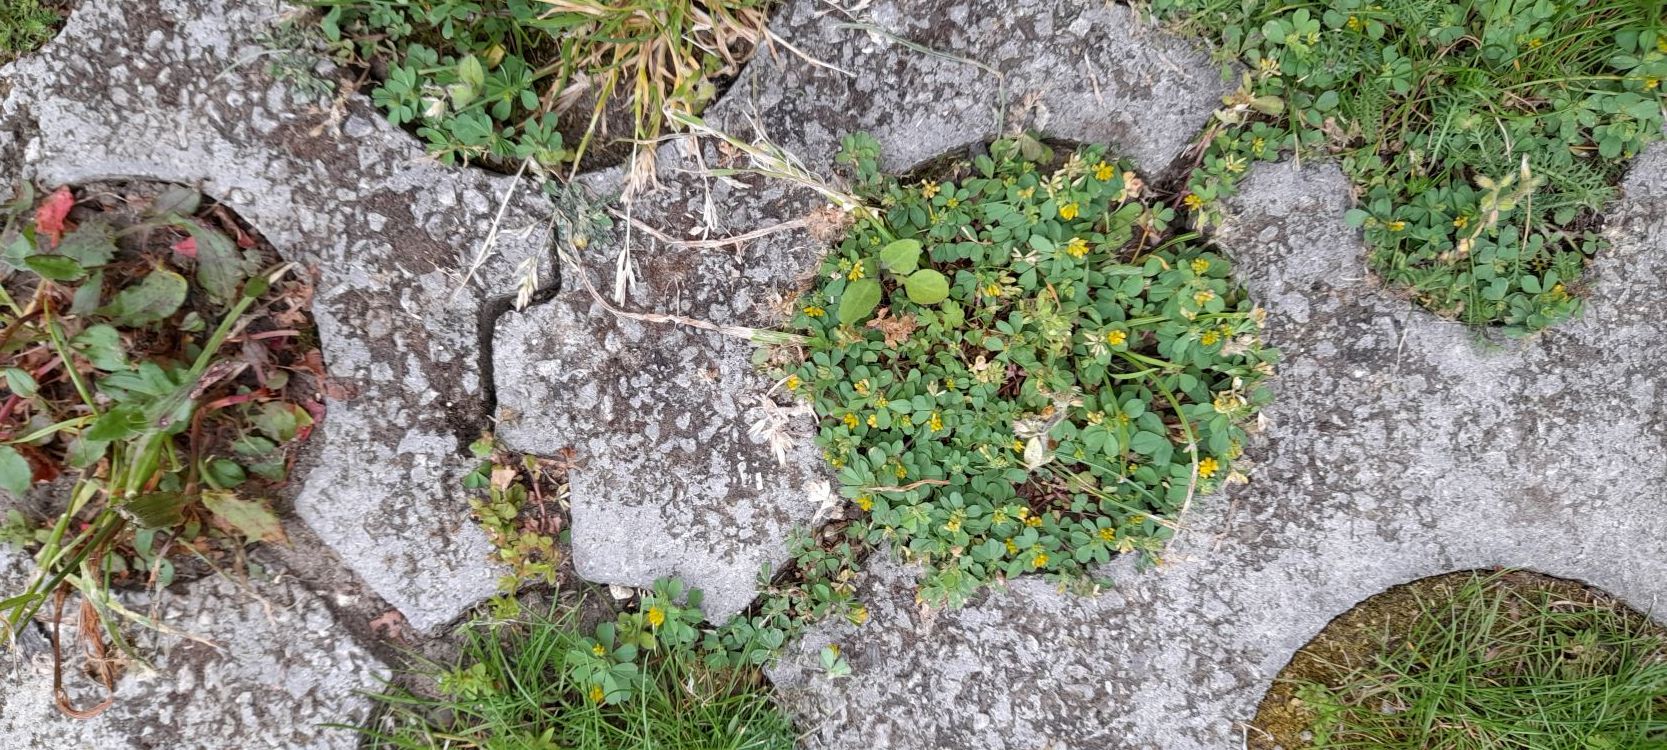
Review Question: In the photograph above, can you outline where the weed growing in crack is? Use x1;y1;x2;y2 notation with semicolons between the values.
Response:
774;134;1277;607
361;584;795;750
0;183;323;713
463;435;566;592
1150;0;1667;333
309;0;774;178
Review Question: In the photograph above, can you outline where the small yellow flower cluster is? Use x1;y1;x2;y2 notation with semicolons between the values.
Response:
1004;539;1019;554
928;411;944;431
866;414;878;428
1191;258;1210;275
1197;456;1220;479
785;375;801;390
1106;329;1127;346
1030;551;1049;568
855;495;873;511
1193;289;1217;306
592;643;607;656
1025;515;1042;528
1183;194;1204;210
646;606;666;628
1386;220;1407;231
1065;237;1089;259
847;263;865;281
843;413;859;429
853;379;871;396
589;684;605;703
803;305;825;318
1093;161;1116;181
1200;330;1221;346
920;180;941;199
1452;215;1469;229
1098;527;1116;543
1059;201;1081;220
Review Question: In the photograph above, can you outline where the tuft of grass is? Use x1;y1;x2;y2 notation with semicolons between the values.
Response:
312;0;773;180
0;0;63;65
360;604;797;750
1287;571;1667;749
1150;0;1667;333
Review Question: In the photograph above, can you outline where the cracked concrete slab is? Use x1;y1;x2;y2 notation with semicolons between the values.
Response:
0;562;387;750
0;0;557;633
492;0;1232;620
764;146;1667;749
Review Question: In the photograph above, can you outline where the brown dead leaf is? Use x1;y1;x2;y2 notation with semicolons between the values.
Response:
369;609;414;643
866;308;917;347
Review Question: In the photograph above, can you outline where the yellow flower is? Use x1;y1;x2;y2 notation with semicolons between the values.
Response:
1223;154;1247;174
1025;516;1042;528
983;282;1003;298
850;606;870;625
1191;258;1210;274
894;464;907;479
866;414;878;428
646;606;666;628
592;643;606;656
1106;329;1127;346
875;394;889;408
1251;137;1267;154
843;413;859;429
1659;37;1667;53
945;197;960;208
1198;457;1220;479
1386;220;1406;231
1014;506;1030;519
1345;15;1361;30
1004;539;1019;554
900;414;913;428
920;180;940;199
854;379;871;396
1065;237;1089;258
785;375;801;390
589;684;605;703
1201;330;1221;346
1059;201;1081;220
855;495;873;511
1182;193;1204;210
847;263;865;281
928;411;944;431
943;517;961;533
1016;186;1035;200
1193;289;1217;306
1093;161;1115;181
1012;439;1025;453
1645;77;1660;90
1098;527;1116;543
1528;37;1543;49
944;377;958;390
803;305;825;318
1452;215;1469;229
1030;551;1049;568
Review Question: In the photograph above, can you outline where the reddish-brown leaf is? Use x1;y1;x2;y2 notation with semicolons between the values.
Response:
35;187;75;246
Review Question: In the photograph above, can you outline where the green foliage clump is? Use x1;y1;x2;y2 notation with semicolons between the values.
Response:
0;183;317;646
0;0;61;65
1295;572;1667;749
781;135;1276;607
365;580;795;750
464;435;564;593
1150;0;1667;333
313;0;772;174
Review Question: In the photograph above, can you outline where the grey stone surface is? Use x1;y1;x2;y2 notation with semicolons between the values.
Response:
493;0;1231;619
0;562;387;750
766;148;1667;748
0;0;556;633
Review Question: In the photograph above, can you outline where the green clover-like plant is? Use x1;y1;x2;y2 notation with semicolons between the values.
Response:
782;135;1278;606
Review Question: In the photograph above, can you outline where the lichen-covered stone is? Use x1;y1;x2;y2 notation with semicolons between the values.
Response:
493;0;1232;619
0;0;556;633
765;145;1667;748
0;562;386;750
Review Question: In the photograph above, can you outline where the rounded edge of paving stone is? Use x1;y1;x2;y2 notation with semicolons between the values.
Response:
0;564;388;750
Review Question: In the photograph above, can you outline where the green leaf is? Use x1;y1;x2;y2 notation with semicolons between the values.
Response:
838;278;882;325
85;404;149;442
0;445;31;496
4;368;38;399
148;186;202;217
102;267;188;326
71;324;129;371
1130;430;1168;456
57;223;117;267
24;254;85;281
904;269;950;305
202;490;286;544
66;437;109;469
204;458;247;489
185;221;257;304
122;492;189;529
251;402;313;444
877;239;922;275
